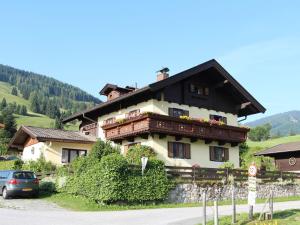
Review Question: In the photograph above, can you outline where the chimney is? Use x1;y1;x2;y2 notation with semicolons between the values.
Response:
156;67;169;81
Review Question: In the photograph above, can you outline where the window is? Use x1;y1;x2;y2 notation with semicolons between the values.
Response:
13;172;36;179
209;115;227;124
190;84;209;96
169;108;189;118
104;117;116;125
168;142;191;159
62;149;87;163
209;146;229;162
125;109;140;119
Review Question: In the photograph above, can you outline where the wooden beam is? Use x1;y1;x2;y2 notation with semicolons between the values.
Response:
159;134;167;139
190;137;198;143
175;136;182;141
140;134;149;140
218;141;226;146
126;137;134;142
205;139;212;145
236;102;251;111
214;79;229;89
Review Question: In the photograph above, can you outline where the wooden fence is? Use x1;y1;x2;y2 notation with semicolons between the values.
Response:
165;166;300;182
34;166;300;183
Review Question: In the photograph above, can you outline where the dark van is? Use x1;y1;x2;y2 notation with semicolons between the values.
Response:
0;170;39;199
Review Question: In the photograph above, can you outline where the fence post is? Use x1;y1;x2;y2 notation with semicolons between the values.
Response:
269;190;273;219
202;191;207;225
214;200;219;225
232;184;236;224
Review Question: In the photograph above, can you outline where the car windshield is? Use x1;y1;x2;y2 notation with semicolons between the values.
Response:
13;172;36;179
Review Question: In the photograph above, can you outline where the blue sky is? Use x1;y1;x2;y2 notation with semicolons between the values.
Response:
1;1;300;122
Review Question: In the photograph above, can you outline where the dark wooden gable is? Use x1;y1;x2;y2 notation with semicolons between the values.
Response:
162;67;241;115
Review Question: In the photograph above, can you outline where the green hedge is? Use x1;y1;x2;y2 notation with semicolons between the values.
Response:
63;141;171;204
0;159;23;170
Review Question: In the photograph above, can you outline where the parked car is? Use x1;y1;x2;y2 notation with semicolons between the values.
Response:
5;156;20;161
0;170;39;199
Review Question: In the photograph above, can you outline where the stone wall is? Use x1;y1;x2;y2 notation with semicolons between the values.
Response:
167;182;300;203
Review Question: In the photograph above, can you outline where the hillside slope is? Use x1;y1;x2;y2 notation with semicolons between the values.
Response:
0;81;78;130
246;111;300;137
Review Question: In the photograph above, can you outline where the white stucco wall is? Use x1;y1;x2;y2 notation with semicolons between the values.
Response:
121;135;240;168
96;99;240;168
22;142;46;162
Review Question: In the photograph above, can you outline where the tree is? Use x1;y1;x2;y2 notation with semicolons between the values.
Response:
11;87;18;96
2;108;17;138
248;123;272;141
54;117;64;129
20;105;27;115
29;92;40;113
0;98;7;110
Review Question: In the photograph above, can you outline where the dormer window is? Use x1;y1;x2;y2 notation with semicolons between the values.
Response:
190;84;209;96
210;115;227;124
169;108;189;118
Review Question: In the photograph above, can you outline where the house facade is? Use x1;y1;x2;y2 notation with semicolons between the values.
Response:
9;126;96;165
63;59;265;168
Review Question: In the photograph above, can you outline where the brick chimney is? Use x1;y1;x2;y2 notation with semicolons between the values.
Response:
156;67;169;81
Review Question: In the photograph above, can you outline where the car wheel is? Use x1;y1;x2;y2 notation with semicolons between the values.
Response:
2;187;9;200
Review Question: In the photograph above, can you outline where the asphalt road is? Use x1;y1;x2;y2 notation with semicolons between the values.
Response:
1;198;300;225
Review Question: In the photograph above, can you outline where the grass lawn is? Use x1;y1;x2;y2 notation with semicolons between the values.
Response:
205;209;300;225
42;193;300;212
247;135;300;149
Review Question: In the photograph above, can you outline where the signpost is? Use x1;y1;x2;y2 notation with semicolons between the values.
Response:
141;156;148;176
248;163;257;220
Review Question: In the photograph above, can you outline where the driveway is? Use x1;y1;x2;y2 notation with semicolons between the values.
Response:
1;199;300;225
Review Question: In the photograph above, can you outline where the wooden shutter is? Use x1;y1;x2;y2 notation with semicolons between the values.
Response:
209;146;215;161
168;142;174;158
184;144;191;159
168;108;174;117
224;148;229;161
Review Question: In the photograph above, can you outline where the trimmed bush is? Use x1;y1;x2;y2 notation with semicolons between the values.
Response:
39;181;56;194
125;145;157;165
0;159;23;170
89;139;120;160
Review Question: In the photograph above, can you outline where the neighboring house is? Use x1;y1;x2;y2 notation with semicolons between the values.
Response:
255;142;300;172
9;126;96;165
0;123;4;129
62;59;265;168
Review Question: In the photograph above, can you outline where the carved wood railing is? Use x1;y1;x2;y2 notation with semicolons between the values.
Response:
102;113;249;144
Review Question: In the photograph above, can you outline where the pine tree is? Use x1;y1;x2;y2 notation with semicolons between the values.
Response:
29;92;40;113
11;87;18;96
54;117;63;129
0;98;7;110
1;109;17;138
20;105;27;115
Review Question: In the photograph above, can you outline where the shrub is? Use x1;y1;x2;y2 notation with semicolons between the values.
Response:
126;159;170;203
22;154;56;172
39;181;56;194
125;145;157;165
0;159;23;170
219;162;234;169
88;139;120;160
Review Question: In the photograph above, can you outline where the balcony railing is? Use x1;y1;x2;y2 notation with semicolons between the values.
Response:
101;113;249;144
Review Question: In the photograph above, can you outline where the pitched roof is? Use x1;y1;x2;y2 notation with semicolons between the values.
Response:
9;126;97;149
255;142;300;156
63;59;266;123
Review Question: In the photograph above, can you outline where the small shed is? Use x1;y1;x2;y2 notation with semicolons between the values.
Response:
255;142;300;172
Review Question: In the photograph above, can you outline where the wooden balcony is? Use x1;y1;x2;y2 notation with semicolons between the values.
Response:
101;113;249;145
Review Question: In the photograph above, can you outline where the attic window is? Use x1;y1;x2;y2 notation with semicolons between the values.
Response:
190;84;209;96
125;109;140;119
104;117;116;125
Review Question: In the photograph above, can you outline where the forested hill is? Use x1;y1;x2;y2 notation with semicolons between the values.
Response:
0;64;101;118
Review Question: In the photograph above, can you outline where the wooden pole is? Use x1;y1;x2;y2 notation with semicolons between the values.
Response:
232;184;236;224
214;200;219;225
249;205;253;220
269;190;273;219
202;191;206;225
